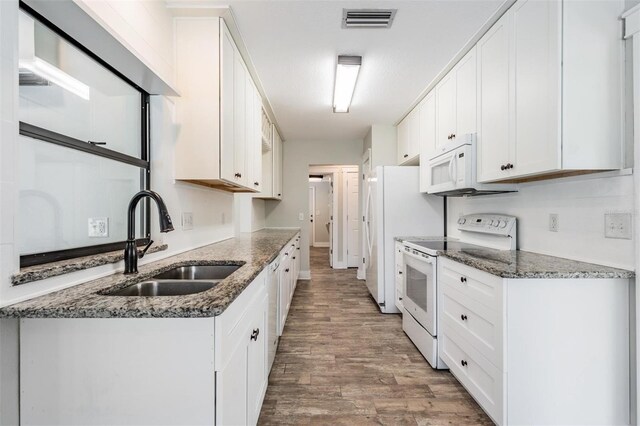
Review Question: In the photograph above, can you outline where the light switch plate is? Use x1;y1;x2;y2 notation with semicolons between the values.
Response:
299;213;304;221
182;212;194;230
604;212;632;240
88;217;108;237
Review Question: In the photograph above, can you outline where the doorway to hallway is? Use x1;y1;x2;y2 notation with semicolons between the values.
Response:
308;165;359;270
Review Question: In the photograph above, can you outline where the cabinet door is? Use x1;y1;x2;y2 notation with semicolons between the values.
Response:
455;47;477;137
216;330;248;426
252;88;263;190
247;294;268;426
435;72;456;149
233;56;248;187
277;263;289;335
397;117;409;164
220;23;235;183
512;0;561;177
419;92;436;193
272;126;283;199
407;108;420;159
477;10;513;183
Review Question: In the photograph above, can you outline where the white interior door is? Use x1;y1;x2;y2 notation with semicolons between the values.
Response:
308;186;315;247
328;178;334;267
360;150;371;279
347;171;360;268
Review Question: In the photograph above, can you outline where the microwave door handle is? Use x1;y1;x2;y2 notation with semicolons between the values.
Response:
451;152;458;182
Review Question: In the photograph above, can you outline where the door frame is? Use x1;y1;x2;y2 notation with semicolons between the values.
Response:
345;169;360;268
308;185;316;247
358;149;371;279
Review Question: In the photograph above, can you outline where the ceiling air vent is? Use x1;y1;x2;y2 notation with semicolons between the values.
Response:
342;9;397;29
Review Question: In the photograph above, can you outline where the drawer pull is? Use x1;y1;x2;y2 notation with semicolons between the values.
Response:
461;360;468;367
399;271;403;275
460;276;467;283
250;328;260;341
460;314;468;321
293;257;296;259
285;268;290;272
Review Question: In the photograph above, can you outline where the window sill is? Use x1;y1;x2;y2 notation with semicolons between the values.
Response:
12;244;168;286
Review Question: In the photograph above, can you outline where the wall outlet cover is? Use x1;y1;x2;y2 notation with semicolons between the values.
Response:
88;217;109;237
604;212;632;240
549;213;559;232
299;213;304;221
182;212;194;230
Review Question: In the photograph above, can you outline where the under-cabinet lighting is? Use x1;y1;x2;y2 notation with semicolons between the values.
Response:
333;55;361;113
19;57;90;101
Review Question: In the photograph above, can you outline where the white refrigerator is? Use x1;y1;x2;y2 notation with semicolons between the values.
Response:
364;166;443;313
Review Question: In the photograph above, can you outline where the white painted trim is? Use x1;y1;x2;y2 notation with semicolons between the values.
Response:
298;270;311;280
309;185;316;246
395;0;517;124
356;269;365;280
312;242;330;248
623;7;640;424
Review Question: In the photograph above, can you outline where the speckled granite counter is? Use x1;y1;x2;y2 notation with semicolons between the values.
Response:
0;229;300;318
440;248;634;279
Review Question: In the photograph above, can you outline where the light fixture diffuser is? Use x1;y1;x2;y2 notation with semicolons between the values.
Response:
19;57;90;101
333;55;361;113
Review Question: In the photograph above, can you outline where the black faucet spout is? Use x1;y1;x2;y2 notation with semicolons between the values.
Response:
124;190;174;274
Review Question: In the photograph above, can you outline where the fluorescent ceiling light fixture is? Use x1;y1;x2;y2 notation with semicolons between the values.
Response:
19;57;90;101
333;55;361;113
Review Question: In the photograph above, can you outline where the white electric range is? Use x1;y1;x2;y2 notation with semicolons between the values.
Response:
401;213;517;369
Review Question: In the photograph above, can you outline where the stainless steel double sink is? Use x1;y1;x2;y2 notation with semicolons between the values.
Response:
106;265;242;297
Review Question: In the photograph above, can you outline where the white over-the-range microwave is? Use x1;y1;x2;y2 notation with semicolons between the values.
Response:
426;134;517;196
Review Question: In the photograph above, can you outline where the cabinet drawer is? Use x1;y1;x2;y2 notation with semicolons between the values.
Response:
441;284;502;367
439;258;502;310
215;271;266;371
439;324;503;424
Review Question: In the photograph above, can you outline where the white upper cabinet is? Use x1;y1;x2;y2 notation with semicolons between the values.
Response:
476;12;513;183
419;92;436;193
478;0;624;183
272;127;283;200
435;47;477;151
174;18;267;192
397;108;419;165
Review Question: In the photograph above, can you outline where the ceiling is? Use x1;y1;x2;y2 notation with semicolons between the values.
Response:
195;1;504;142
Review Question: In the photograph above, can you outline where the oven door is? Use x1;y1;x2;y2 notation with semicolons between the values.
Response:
403;249;437;337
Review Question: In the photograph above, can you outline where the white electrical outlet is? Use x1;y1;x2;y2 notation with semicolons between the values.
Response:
299;212;304;221
549;213;559;232
182;212;194;230
605;212;632;240
88;217;109;237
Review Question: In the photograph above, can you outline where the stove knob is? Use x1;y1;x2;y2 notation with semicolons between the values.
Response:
499;220;507;229
489;220;495;226
460;218;466;224
494;221;500;227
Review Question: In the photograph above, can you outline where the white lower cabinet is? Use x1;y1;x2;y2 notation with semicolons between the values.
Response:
394;241;404;310
19;233;305;426
277;233;301;336
438;257;630;425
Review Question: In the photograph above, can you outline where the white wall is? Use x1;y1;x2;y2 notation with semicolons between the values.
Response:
234;194;266;235
447;172;635;270
363;125;397;168
265;139;363;274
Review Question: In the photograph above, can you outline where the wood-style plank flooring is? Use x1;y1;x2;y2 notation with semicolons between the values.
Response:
258;247;493;425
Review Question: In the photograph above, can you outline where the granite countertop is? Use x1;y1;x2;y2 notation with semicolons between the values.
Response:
438;248;634;279
0;229;300;319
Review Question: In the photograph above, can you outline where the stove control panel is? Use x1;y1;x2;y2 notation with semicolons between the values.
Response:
457;214;516;237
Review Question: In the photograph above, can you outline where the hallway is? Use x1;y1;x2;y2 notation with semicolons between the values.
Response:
258;247;492;425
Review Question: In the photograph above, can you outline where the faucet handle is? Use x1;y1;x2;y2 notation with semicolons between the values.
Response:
139;240;154;259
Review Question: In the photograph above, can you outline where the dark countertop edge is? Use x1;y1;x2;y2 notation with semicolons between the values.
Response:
438;250;635;280
11;244;169;286
1;229;300;319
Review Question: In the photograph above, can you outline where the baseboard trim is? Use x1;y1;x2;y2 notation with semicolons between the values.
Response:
298;270;311;280
312;242;330;248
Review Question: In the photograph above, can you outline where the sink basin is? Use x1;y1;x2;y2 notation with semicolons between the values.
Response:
107;280;218;297
152;265;241;280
